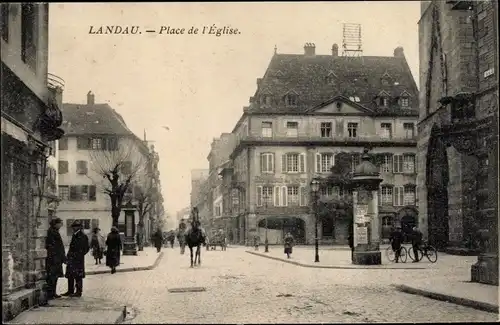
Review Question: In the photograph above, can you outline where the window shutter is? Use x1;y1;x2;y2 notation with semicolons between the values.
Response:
299;153;306;173
393;187;398;206
378;187;382;205
393;155;398;173
69;186;78;201
260;154;265;173
315;153;321;173
281;186;288;206
399;186;404;206
270;153;275;173
256;186;263;207
274;186;280;206
81;185;89;199
281;154;287;173
89;185;97;201
299;186;307;206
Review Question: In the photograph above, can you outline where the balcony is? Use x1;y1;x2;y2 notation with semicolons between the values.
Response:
47;73;65;91
38;73;65;141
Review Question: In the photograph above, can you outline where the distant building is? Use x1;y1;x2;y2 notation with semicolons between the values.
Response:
1;3;65;319
176;207;191;225
58;92;155;244
222;43;419;245
190;169;209;224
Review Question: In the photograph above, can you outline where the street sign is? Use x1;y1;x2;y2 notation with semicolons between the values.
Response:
357;226;368;245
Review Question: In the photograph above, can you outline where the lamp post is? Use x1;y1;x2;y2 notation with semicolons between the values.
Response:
264;191;269;253
310;178;320;263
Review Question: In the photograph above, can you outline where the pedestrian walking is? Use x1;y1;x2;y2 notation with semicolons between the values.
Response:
105;226;122;274
389;226;404;263
348;219;354;261
45;217;66;300
152;228;163;253
170;235;175;248
411;226;423;263
62;220;90;298
90;227;105;265
284;232;294;259
253;234;260;251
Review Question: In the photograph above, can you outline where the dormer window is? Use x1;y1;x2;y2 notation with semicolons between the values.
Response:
275;70;284;78
260;95;272;106
326;71;337;84
400;96;409;108
285;93;298;106
378;91;390;107
382;79;390;86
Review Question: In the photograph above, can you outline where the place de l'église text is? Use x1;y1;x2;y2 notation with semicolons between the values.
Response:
88;25;241;36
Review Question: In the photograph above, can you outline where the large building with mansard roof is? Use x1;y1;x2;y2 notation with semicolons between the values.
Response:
218;43;420;245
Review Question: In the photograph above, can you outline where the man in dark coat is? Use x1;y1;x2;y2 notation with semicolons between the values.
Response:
105;226;122;274
411;226;423;263
62;220;90;297
152;228;163;253
45;217;66;300
348;219;354;262
389;226;404;263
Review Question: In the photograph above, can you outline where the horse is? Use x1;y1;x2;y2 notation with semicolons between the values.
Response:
184;220;206;267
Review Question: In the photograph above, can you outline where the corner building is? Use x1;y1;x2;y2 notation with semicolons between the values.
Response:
228;43;420;245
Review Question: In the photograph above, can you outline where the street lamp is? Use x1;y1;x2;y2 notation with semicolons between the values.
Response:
264;191;269;253
310;178;321;263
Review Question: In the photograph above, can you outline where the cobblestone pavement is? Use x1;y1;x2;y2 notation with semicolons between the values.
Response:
57;246;498;323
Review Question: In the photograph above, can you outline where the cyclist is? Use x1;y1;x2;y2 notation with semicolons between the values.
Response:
411;226;423;263
389;226;404;263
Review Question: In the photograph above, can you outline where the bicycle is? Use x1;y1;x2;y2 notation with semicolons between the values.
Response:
385;245;408;263
408;242;438;263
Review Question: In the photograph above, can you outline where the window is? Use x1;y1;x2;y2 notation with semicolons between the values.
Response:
380;97;388;107
59;137;68;150
403;186;416;205
260;153;274;173
261;122;273;138
381;155;392;173
393;186;404;206
121;161;132;175
215;205;221;217
91;138;103;150
58;161;69;174
320;186;340;198
381;78;389;86
287;186;299;206
403;155;415;173
1;4;9;42
282;153;305;173
286;121;298;137
260;95;272;106
380;186;393;205
400;97;409;108
59;185;69;200
285;94;298;106
382;216;393;226
393;155;403;173
21;3;37;70
403;123;415;139
106;137;119;151
320;122;332;138
316;153;334;173
76;161;88;175
351;154;360;172
256;186;273;207
77;137;91;149
380;123;392;139
347;122;358;138
68;185;96;201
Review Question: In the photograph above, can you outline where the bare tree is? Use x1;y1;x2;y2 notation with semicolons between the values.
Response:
133;178;158;249
88;137;146;227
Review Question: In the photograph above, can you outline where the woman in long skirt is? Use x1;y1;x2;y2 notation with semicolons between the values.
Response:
90;228;105;264
105;227;122;274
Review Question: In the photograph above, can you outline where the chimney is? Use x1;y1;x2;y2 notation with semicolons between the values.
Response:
87;91;95;105
394;46;404;58
331;43;339;56
303;43;316;56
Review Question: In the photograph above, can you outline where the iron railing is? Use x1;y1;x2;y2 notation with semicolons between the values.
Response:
47;73;65;90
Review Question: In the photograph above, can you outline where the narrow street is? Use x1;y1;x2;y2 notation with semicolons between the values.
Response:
57;247;497;323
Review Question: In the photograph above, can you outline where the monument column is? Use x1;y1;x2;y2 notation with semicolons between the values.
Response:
351;149;383;265
122;201;138;256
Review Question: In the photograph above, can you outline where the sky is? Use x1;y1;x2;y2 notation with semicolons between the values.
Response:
48;2;421;220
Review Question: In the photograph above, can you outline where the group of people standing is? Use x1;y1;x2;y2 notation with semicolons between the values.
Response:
44;218;123;300
389;226;423;263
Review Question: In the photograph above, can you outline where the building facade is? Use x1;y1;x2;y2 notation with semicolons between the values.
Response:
1;3;65;320
417;0;498;284
223;44;419;245
190;169;210;224
58;92;154;244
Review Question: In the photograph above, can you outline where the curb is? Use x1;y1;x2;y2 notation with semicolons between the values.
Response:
246;251;427;270
86;252;164;276
392;284;499;313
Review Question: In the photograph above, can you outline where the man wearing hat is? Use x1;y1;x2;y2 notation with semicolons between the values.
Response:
45;217;66;299
62;220;90;297
389;225;404;263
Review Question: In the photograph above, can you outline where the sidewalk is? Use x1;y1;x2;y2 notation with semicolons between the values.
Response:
246;245;428;269
5;296;126;324
84;247;163;275
393;278;499;313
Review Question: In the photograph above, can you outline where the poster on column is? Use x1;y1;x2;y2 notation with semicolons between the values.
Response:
357;226;368;244
354;205;368;223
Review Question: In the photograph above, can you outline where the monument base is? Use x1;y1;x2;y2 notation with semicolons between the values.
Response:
352;251;381;265
471;253;499;286
122;238;138;256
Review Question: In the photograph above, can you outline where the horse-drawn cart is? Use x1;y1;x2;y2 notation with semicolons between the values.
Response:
208;231;227;251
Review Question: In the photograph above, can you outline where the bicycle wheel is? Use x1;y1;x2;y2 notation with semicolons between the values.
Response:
425;246;438;263
408;246;416;261
385;246;395;262
399;246;408;263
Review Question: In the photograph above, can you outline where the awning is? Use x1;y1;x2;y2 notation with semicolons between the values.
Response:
1;115;29;144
